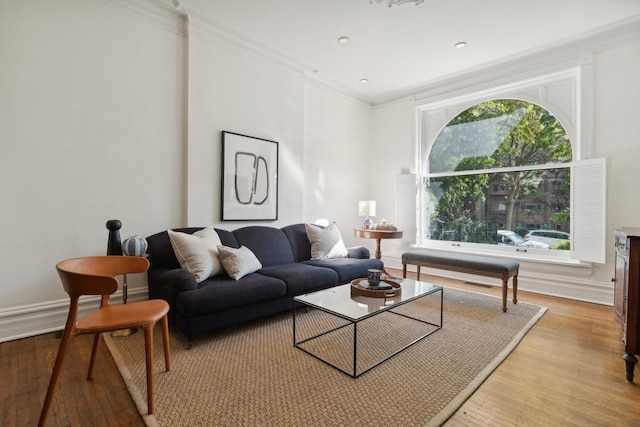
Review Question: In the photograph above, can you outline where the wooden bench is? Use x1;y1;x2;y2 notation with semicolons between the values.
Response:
402;249;519;312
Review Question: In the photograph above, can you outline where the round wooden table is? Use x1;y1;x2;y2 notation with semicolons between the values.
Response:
354;229;403;260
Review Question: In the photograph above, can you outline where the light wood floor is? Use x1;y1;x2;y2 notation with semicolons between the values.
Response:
3;269;640;426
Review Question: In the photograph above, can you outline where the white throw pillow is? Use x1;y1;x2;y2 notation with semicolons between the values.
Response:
305;222;348;260
168;226;223;283
217;245;263;280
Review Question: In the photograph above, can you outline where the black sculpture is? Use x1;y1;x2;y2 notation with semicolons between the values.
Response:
106;219;123;255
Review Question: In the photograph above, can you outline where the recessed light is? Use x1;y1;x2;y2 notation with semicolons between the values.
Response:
338;36;350;44
360;79;368;84
455;41;467;49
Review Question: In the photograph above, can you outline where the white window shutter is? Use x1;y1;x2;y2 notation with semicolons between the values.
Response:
570;157;607;263
396;174;418;243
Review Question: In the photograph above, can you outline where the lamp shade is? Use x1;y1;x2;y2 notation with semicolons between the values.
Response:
358;200;376;217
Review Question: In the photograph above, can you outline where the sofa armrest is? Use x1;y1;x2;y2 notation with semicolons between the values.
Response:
148;267;198;323
347;246;371;259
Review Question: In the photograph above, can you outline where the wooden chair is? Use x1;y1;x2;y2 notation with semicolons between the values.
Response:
38;256;171;427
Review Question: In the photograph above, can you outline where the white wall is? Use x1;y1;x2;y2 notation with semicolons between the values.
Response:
303;83;372;248
0;0;185;320
0;0;373;342
592;39;640;280
184;18;373;246
185;28;306;227
370;98;417;258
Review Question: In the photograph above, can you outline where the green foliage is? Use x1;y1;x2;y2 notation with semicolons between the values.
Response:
551;207;570;224
551;240;571;250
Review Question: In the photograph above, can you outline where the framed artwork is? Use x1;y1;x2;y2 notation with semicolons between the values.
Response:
221;131;278;221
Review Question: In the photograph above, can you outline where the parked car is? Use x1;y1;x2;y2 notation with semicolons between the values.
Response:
497;230;549;249
524;230;570;247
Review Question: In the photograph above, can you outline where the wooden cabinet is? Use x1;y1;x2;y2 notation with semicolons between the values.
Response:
614;228;640;382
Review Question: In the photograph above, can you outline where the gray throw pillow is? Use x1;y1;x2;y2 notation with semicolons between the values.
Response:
168;226;223;283
305;222;348;260
217;245;263;280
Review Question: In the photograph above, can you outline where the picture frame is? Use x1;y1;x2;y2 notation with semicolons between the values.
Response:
221;131;278;221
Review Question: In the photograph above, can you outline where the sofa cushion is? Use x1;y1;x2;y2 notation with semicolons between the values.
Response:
258;263;339;295
233;226;296;267
305;222;348;260
218;245;263;280
304;258;384;283
168;227;223;282
281;223;312;262
176;273;287;316
215;228;240;248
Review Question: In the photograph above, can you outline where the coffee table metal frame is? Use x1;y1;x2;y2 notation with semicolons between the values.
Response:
293;279;443;378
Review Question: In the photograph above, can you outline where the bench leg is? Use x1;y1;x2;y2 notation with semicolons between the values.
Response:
403;263;423;280
502;278;508;312
513;274;518;305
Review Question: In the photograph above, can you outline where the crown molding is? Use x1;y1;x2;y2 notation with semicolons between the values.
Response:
101;1;373;107
102;0;186;36
382;15;640;106
101;1;640;108
177;7;374;107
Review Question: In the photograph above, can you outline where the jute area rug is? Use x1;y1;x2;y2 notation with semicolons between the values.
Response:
105;286;546;427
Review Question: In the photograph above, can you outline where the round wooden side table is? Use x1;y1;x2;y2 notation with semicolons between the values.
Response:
354;229;403;260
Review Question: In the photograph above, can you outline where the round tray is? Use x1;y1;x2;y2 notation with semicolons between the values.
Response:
350;278;401;298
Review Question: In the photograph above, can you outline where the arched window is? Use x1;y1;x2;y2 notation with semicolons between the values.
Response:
423;99;572;251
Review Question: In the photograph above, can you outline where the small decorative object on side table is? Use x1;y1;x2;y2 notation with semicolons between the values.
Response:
106;219;123;255
122;235;148;257
120;235;149;307
358;200;376;229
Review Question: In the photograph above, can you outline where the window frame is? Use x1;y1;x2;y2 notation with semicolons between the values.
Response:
414;66;606;264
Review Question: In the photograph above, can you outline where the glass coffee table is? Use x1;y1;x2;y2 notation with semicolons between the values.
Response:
293;278;442;378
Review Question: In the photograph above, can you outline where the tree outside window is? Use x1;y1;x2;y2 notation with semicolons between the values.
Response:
424;99;572;249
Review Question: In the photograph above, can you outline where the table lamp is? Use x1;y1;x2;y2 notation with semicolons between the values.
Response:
359;200;376;229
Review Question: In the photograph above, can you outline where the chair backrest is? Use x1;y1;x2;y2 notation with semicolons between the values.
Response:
56;256;150;298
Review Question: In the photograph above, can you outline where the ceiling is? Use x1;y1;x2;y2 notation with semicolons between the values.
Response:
176;0;640;105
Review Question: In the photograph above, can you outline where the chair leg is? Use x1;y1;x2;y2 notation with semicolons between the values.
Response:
87;332;101;380
143;324;155;414
513;274;518;305
161;315;171;371
38;330;75;427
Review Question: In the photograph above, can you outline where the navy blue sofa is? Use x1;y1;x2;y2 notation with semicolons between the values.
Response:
146;223;383;340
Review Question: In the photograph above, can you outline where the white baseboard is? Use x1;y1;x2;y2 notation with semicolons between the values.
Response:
0;288;149;344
